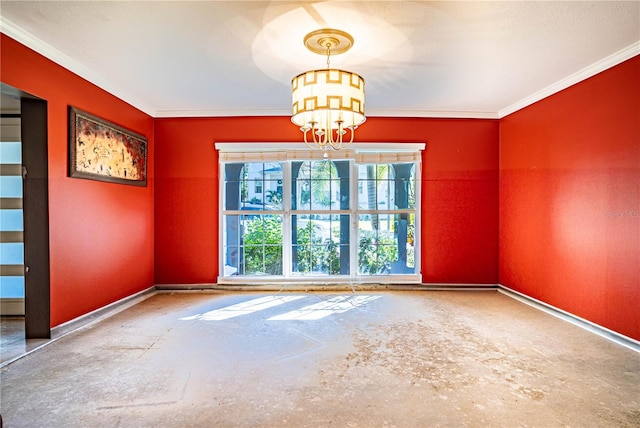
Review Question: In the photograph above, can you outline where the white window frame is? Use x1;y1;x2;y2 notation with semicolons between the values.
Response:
216;142;424;285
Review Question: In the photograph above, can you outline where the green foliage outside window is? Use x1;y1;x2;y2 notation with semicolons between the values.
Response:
358;230;399;274
242;216;341;275
241;215;404;275
242;216;282;275
295;221;340;274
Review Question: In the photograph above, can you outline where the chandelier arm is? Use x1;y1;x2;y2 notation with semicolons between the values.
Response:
329;120;342;150
347;127;356;145
303;127;315;150
313;121;328;151
339;126;355;149
318;112;332;150
309;120;319;146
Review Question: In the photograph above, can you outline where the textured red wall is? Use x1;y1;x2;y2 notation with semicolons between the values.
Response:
1;35;155;327
499;56;640;340
154;116;499;284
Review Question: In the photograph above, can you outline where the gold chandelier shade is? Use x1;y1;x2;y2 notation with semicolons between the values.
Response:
291;68;365;129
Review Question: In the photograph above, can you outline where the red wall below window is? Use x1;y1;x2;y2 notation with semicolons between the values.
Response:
1;35;155;327
499;55;640;340
154;117;499;285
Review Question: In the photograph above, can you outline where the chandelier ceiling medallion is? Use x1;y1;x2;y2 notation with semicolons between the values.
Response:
291;29;365;157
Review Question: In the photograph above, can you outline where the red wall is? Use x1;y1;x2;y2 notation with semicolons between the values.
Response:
154;116;499;285
1;35;155;327
499;56;640;340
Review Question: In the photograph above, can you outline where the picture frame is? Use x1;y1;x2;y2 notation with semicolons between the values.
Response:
68;106;147;186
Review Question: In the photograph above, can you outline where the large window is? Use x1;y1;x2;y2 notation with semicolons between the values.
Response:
218;144;423;283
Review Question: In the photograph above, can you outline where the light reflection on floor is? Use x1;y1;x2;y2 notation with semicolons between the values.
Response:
179;294;382;322
269;295;382;320
179;295;305;321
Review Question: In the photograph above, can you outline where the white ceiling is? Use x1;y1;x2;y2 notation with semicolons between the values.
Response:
1;1;639;119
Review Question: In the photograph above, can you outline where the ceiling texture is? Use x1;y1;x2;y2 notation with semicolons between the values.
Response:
1;1;639;119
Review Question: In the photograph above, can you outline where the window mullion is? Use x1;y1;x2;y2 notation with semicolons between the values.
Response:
282;162;292;278
350;160;358;281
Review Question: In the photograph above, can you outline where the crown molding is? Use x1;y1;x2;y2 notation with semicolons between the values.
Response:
154;108;500;119
0;16;156;117
499;41;640;118
365;109;500;119
153;108;292;118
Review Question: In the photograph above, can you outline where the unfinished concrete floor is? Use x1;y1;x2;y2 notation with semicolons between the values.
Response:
0;317;49;365
1;290;639;427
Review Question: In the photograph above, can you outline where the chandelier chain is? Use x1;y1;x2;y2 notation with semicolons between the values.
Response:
326;43;332;68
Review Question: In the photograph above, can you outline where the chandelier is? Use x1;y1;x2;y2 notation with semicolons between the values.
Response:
291;29;365;157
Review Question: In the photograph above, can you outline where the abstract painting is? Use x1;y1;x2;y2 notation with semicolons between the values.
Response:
69;107;147;186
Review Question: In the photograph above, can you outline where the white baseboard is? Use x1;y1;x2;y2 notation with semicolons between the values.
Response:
51;286;157;339
498;285;640;354
155;283;499;292
0;298;25;316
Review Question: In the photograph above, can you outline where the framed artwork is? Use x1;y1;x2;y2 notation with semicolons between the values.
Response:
68;106;147;186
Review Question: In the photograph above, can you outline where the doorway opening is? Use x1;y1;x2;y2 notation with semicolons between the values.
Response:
0;83;50;364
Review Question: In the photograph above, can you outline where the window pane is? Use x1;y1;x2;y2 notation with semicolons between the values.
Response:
224;163;243;210
292;214;347;275
0;142;21;164
358;178;376;210
0;276;25;298
0;209;23;231
358;214;415;275
243;215;283;275
378;164;394;209
245;162;263;181
0;243;24;264
311;161;335;210
396;164;416;209
358;164;380;210
264;179;283;208
293;161;313;211
293;160;347;211
0;176;22;198
222;215;241;276
245;163;281;208
358;163;416;210
261;163;283;209
223;214;283;276
225;162;283;211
